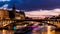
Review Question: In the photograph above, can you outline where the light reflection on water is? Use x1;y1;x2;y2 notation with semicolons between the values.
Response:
47;26;55;34
2;30;6;34
30;26;55;34
0;26;60;34
2;30;14;34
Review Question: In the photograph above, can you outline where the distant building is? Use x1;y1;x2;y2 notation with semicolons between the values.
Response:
8;6;16;20
8;6;25;20
15;10;25;20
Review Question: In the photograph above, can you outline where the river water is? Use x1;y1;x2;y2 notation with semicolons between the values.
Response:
0;26;60;34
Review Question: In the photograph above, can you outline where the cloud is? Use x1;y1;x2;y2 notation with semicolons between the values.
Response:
0;4;8;9
25;8;60;17
0;0;10;2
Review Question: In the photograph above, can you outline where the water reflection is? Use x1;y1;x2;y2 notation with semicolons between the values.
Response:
2;30;14;34
0;26;59;34
32;26;55;34
47;26;55;34
3;30;6;34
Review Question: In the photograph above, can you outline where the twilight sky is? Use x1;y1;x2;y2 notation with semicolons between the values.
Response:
0;0;60;17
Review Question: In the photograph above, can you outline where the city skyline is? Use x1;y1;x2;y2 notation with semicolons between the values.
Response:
0;0;60;18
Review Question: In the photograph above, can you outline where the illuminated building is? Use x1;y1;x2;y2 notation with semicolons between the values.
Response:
0;9;9;19
0;9;10;27
15;11;25;20
8;6;25;20
0;6;25;28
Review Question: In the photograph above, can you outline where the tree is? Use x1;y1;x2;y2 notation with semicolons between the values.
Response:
50;16;56;19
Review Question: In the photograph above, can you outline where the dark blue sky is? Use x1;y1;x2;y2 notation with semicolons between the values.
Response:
0;0;60;11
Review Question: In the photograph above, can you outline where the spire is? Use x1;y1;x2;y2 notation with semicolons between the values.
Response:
12;1;16;11
12;5;16;11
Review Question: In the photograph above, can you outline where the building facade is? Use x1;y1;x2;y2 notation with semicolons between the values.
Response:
15;12;25;20
0;9;10;27
0;9;9;19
